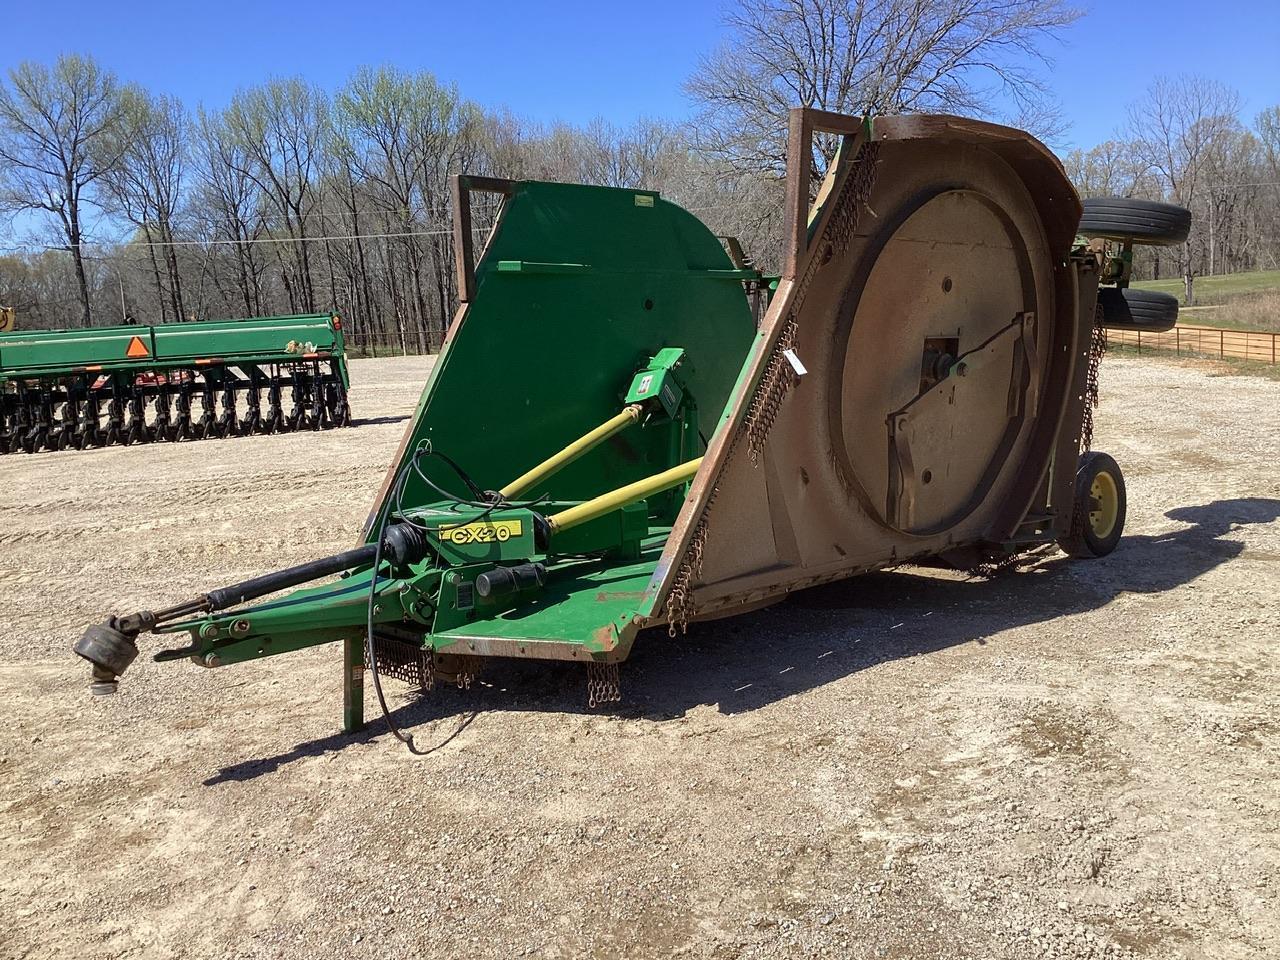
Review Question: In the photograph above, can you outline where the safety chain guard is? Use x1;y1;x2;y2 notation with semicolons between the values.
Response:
367;634;435;690
666;142;881;635
365;640;493;693
587;661;621;708
1080;304;1108;453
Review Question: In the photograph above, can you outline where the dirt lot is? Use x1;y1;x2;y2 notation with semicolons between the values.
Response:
1;354;1277;960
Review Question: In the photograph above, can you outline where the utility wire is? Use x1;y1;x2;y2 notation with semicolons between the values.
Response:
0;199;761;254
9;180;1277;255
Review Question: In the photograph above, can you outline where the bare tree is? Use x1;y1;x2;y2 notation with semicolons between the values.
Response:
193;108;268;318
1127;75;1243;303
687;0;1081;174
0;54;126;325
1063;140;1153;199
99;89;188;321
223;79;328;313
1254;105;1280;269
334;66;449;351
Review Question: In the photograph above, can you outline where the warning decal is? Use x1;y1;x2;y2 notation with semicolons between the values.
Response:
125;335;150;358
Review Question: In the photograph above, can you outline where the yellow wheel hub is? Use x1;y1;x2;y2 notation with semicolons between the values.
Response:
1088;471;1119;539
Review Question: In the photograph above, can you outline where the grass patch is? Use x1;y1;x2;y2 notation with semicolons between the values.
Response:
1172;296;1280;333
1131;270;1280;333
1132;269;1280;304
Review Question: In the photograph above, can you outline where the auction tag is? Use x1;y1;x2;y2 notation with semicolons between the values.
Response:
783;348;807;377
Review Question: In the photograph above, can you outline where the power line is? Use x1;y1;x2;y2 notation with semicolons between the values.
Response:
0;225;467;255
0;202;753;254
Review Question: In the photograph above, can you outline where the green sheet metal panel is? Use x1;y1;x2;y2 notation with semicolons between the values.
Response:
149;314;341;361
353;181;757;652
372;181;756;519
0;325;153;376
0;313;343;378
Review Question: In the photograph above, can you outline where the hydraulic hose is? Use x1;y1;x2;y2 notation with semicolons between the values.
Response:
203;524;427;612
205;544;377;611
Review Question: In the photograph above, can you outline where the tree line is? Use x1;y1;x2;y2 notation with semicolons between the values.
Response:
1;0;1274;341
1065;77;1280;303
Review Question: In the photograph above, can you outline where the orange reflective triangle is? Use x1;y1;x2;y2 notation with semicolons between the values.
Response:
125;335;149;358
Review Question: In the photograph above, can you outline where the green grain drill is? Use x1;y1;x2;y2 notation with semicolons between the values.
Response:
0;312;351;453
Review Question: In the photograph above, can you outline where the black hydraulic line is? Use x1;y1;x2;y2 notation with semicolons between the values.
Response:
366;457;426;753
77;522;432;693
203;522;430;613
205;542;379;612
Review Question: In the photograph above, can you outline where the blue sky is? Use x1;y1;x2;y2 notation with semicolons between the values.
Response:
3;0;1278;152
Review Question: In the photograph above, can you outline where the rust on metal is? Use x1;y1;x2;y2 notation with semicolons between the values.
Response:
648;109;1089;632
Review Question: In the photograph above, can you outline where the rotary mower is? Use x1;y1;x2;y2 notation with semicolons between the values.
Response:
74;110;1191;739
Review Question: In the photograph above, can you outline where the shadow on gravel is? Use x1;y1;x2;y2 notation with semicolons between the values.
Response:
350;415;411;427
204;707;480;784
206;497;1279;782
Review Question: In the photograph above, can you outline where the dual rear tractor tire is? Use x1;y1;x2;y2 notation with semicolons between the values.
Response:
1097;287;1180;333
1078;197;1192;247
1078;197;1191;334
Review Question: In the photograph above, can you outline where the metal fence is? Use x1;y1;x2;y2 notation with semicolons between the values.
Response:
345;333;427;357
1107;323;1280;366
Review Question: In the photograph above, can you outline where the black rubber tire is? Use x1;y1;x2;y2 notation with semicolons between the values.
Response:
1097;287;1179;333
1059;451;1126;559
1078;197;1191;246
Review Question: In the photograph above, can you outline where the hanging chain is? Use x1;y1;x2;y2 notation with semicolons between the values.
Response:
966;541;1058;579
1079;304;1108;452
452;655;482;691
587;661;621;708
666;141;881;635
746;142;880;465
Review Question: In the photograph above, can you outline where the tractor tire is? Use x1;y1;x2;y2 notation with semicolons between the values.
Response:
1059;451;1126;559
1097;287;1179;333
1078;197;1191;246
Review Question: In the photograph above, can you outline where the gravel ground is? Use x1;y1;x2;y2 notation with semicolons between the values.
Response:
0;353;1276;960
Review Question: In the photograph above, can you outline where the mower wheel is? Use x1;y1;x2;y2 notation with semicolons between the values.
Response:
1078;197;1191;246
1059;451;1126;559
1098;287;1179;332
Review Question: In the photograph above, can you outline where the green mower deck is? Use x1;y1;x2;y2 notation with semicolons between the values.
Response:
75;110;1189;738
